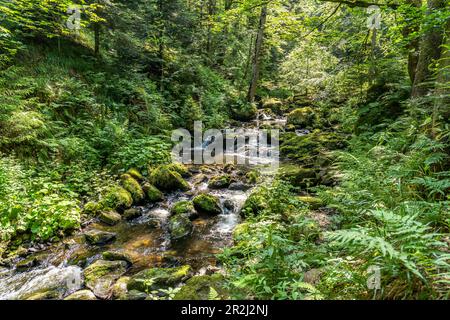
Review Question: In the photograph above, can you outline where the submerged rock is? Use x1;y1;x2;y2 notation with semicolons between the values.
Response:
193;194;222;216
99;210;122;226
84;230;116;245
173;274;228;300
102;250;134;265
83;260;128;299
168;214;193;240
127;265;192;292
123;208;142;220
64;289;97;300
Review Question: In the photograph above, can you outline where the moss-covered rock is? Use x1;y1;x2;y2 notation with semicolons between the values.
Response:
64;290;98;300
102;186;133;210
127;168;143;181
127;265;192;292
173;274;228;300
278;165;319;188
84;230;116;245
193;194;222;216
170;201;199;221
111;276;130;300
99;210;122;226
165;163;191;178
208;174;231;189
143;183;164;203
240;187;269;218
102;250;134;265
149;165;190;192
122;208;142;220
16;256;37;271
83;201;102;215
121;174;145;203
83;260;128;299
168;214;193;240
231;101;258;122
286;107;316;128
298;196;323;210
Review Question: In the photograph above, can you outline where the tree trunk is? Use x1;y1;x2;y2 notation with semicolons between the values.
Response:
94;23;100;56
402;0;422;84
247;5;267;103
412;0;447;97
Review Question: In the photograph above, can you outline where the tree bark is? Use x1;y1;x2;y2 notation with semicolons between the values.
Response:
247;5;267;103
412;0;447;97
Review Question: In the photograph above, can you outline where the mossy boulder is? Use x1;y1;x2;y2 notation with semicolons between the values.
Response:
99;210;122;226
231;101;258;122
208;174;231;189
102;186;133;210
127;168;143;181
111;276;130;299
83;201;102;215
173;274;228;300
121;174;145;203
168;214;193;240
83;260;128;299
240;189;267;218
143;183;164;202
261;98;285;115
193;194;222;216
127;265;192;292
170;201;199;221
84;230;116;246
286;107;316;128
298;196;323;210
122;208;142;220
165;163;191;178
278;165;319;188
16;256;37;271
64;290;97;300
149;165;190;192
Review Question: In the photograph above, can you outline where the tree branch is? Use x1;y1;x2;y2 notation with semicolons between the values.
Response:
318;0;399;9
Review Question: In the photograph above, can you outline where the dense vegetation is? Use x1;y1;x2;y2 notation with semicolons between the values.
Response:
0;0;449;300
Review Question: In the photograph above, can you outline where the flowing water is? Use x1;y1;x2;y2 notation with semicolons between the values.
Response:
0;113;285;300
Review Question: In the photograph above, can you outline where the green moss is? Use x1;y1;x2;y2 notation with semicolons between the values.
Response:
298;196;323;210
121;174;145;203
231;101;258;122
127;168;143;181
102;186;133;210
278;165;319;188
240;189;267;218
83;201;101;215
170;200;198;220
83;260;128;285
143;183;164;202
286;107;316;128
127;265;192;292
232;222;250;241
193;194;222;215
245;170;260;184
173;274;228;300
208;174;231;189
98;210;122;226
165;163;190;178
169;214;193;240
149;165;190;192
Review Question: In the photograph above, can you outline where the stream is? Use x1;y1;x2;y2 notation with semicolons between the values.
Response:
0;113;287;300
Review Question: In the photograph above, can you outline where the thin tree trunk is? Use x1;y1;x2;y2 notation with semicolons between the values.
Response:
247;5;267;103
402;0;422;84
412;0;447;97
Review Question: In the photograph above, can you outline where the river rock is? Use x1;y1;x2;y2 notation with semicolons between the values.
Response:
173;274;228;300
84;230;116;245
111;276;130;299
228;182;252;191
193;194;222;216
223;199;235;211
170;201;199;221
15;256;37;271
149;165;190;192
143;183;164;202
123;208;142;220
208;174;231;189
123;290;148;300
99;210;122;226
83;260;128;299
64;289;98;300
168;214;193;240
121;174;145;203
127;265;192;292
102;250;134;265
